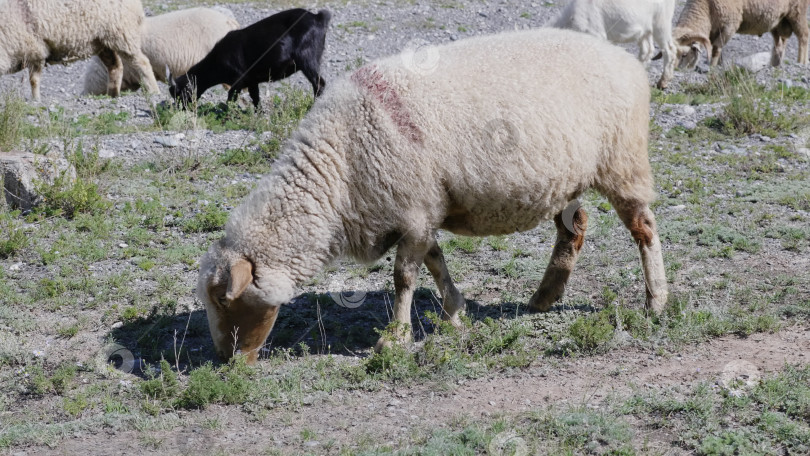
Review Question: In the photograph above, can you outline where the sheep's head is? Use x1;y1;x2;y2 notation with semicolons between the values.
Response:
197;239;295;363
168;74;195;109
674;33;712;70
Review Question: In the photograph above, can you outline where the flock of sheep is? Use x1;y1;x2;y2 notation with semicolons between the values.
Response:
1;0;808;363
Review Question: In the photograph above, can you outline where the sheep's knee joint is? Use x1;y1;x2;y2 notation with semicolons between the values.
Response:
630;215;654;247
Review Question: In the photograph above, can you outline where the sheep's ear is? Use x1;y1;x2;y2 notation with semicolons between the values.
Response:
226;258;253;301
680;33;712;59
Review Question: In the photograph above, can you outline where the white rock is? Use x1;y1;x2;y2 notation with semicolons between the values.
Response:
734;52;771;73
154;135;181;148
0;151;76;211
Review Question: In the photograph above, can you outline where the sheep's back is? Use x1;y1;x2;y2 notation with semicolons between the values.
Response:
27;0;145;62
142;7;240;79
322;28;650;238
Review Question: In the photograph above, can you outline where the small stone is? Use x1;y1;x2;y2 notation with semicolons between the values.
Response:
671;205;686;211
111;322;123;329
118;243;128;248
478;11;488;17
154;135;181;148
679;106;696;116
98;149;115;158
9;262;22;271
677;120;697;130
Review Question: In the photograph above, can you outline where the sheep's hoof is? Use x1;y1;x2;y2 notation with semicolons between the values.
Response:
374;337;392;353
527;291;557;313
645;290;669;316
373;329;412;353
442;313;464;329
656;80;668;90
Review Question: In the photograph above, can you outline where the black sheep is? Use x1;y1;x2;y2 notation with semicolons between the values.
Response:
170;8;331;108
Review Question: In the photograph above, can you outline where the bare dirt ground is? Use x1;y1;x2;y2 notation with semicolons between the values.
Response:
21;326;809;455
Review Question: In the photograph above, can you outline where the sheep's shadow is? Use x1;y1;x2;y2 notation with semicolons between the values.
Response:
105;287;597;374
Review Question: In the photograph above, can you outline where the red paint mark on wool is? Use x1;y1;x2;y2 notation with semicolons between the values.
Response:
350;65;424;144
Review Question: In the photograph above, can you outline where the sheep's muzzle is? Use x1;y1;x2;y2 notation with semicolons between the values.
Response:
207;294;280;364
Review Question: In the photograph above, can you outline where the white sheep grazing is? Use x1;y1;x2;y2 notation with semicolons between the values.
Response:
0;0;159;101
659;0;809;87
550;0;678;89
197;28;669;363
82;7;240;96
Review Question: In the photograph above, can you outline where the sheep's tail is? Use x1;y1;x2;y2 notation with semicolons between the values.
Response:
316;9;332;26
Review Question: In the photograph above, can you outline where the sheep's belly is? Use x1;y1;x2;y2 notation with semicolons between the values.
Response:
440;199;562;236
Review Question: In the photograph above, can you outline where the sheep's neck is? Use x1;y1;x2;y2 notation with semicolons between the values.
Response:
675;0;711;36
235;144;346;286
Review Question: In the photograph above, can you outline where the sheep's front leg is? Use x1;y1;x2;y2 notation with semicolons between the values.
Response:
121;51;160;94
375;240;425;352
423;237;465;327
98;49;123;97
248;84;261;109
613;200;668;314
27;61;43;102
655;33;677;90
771;31;787;67
227;82;246;104
638;35;654;66
528;205;588;312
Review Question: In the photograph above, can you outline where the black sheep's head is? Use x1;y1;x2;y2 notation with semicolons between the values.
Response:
168;74;195;109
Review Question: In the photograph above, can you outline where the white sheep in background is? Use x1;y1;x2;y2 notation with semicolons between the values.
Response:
196;28;669;363
82;7;240;96
658;0;809;87
0;0;159;100
550;0;678;89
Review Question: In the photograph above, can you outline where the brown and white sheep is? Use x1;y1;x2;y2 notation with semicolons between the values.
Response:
658;0;809;87
196;28;669;363
0;0;159;100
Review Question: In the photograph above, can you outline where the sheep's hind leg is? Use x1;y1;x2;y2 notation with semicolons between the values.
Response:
27;61;43;102
612;200;668;314
787;16;809;65
423;237;466;327
98;49;123;97
528;204;588;312
375;238;427;352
